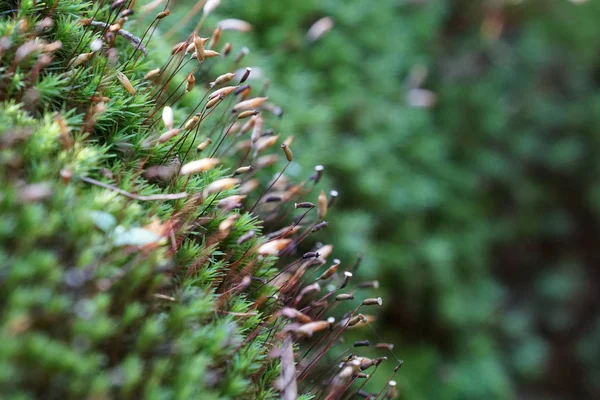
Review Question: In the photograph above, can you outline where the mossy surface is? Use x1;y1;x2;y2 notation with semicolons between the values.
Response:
0;1;275;398
0;1;400;399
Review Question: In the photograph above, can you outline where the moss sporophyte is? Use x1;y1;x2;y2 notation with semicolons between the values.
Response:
0;0;401;398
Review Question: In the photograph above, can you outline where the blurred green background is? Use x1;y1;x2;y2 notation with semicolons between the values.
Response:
171;0;600;398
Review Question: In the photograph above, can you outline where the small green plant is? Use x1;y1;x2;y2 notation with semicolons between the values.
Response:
0;1;401;398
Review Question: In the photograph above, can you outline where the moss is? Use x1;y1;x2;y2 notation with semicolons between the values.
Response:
0;1;400;399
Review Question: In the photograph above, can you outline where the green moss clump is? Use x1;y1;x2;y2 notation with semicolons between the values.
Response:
0;1;400;399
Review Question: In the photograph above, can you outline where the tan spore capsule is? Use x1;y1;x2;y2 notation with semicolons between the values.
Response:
156;9;171;19
296;282;321;303
237;230;255;244
203;178;240;197
236;85;252;100
336;293;355;301
42;41;62;53
193;49;219;59
219;214;239;232
92;102;107;116
196;138;212;152
311;221;328;232
179;158;220;175
235;139;252;152
185;71;196;92
144;68;160;80
235;47;249;64
280;307;312;323
193;32;207;62
328;189;339;207
361;297;383;306
320;259;340;280
14;41;40;64
241;115;257;135
294;320;332;337
218;195;246;210
254;155;279;169
358;358;376;371
184;115;200;130
258;239;291;256
234;84;252;97
387;381;398;399
205;95;223;109
235;84;251;97
226;122;242;136
172;41;187;54
358;280;380;289
158;128;181;143
239;67;251;84
359;314;377;327
234;166;253;176
239;179;259;194
232;97;268;113
162;106;174;129
376;343;395;351
283;136;294;147
250;113;263;142
209;85;237;99
347;314;367;327
269;224;302;239
317;244;334;259
340;271;353;289
116;70;136;95
222;42;233;56
281;143;293;162
109;23;122;32
204;50;220;58
254;134;279;153
237;110;258;120
208;26;222;49
67;52;93;68
313;164;325;183
210;72;236;88
318;190;328;219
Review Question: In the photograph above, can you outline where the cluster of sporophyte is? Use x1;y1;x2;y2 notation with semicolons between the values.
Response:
0;0;402;398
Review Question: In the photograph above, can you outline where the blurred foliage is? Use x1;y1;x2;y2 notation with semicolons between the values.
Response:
166;0;600;398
